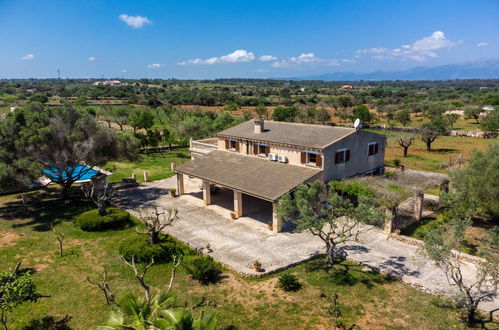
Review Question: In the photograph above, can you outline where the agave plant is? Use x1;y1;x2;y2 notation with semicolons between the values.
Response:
98;290;217;330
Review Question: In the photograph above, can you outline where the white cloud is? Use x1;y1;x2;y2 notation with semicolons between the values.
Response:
88;56;96;62
21;53;34;60
121;69;128;73
178;49;255;65
356;31;457;62
476;42;488;47
119;14;152;28
271;53;342;68
259;55;277;61
147;63;163;69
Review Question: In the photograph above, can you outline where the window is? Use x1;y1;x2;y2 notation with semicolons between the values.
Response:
230;140;237;150
335;149;350;164
258;144;266;155
368;142;379;156
308;153;317;164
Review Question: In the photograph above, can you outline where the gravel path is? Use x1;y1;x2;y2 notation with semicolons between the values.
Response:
115;178;498;316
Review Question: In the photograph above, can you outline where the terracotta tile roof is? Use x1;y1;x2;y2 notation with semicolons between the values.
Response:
175;150;322;201
218;120;355;150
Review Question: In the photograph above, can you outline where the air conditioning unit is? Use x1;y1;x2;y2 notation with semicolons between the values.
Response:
268;153;278;161
277;155;288;163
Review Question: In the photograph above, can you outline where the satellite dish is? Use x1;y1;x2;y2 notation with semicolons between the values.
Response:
354;118;361;130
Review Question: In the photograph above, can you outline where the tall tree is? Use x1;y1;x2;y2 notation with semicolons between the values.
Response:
394;109;411;127
464;107;483;124
0;103;136;198
351;104;373;124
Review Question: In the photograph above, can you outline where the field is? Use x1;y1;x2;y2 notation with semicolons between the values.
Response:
0;188;480;330
369;129;495;172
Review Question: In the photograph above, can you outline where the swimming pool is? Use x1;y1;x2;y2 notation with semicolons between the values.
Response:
43;165;102;182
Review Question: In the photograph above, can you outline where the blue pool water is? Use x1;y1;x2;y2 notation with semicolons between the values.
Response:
43;165;101;182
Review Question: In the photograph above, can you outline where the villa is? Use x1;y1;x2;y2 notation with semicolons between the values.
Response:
174;119;386;232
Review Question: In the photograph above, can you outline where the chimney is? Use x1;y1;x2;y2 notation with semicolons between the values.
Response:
254;119;264;134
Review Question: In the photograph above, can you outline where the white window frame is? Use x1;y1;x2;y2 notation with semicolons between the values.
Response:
335;148;349;164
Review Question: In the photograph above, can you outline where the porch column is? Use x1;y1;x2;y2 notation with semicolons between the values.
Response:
272;202;282;233
233;190;243;219
176;173;184;195
203;180;211;205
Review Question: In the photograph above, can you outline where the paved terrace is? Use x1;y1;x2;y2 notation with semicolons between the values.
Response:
114;177;498;316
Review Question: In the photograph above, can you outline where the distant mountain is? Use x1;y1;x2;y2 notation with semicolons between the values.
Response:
285;59;499;81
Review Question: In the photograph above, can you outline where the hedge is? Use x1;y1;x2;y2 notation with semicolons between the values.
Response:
75;207;131;231
118;235;180;263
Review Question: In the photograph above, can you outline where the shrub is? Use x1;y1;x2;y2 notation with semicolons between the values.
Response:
75;208;131;231
277;273;302;292
118;235;179;263
183;256;222;285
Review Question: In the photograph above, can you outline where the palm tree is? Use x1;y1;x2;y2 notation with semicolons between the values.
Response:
98;291;217;330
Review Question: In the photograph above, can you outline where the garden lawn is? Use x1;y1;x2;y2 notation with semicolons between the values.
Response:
369;129;495;172
0;189;491;329
104;147;190;183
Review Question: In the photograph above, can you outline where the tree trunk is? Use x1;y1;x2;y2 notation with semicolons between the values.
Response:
426;141;432;151
97;201;107;216
149;231;159;245
58;240;63;257
119;124;123;131
466;305;476;326
326;242;336;267
403;147;408;157
60;183;72;200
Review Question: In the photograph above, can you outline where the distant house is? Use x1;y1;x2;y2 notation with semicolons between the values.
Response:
340;85;353;90
482;105;495;111
93;80;127;86
174;119;386;232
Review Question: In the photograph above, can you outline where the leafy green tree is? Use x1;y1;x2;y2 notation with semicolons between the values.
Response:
420;117;449;151
128;110;155;133
351;105;373;124
464;107;483;124
276;181;384;266
272;106;298;122
444;113;459;129
394;109;411;127
254;104;269;119
316;108;331;125
223;103;238;113
74;96;88;106
1;266;39;330
0;103;136;198
336;96;353;109
112;107;130;131
480;110;499;136
146;96;163;109
448;142;498;221
422;217;498;326
28;93;48;104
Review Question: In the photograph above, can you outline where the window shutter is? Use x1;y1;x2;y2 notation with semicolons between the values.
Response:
235;142;240;152
346;150;350;161
265;146;270;156
375;143;379;154
253;144;258;155
225;140;229;149
316;154;322;167
301;152;306;164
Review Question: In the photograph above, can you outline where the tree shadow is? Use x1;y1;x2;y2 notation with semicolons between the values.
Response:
22;315;72;330
114;187;169;209
0;188;94;232
430;148;458;153
376;256;421;279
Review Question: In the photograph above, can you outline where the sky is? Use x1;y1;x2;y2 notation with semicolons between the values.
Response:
0;0;498;79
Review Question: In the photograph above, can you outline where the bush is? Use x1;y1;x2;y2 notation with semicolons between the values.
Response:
118;235;179;263
183;256;222;285
75;208;131;231
277;273;302;292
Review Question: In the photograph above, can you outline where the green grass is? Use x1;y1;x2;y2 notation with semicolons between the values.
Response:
0;189;494;329
368;129;495;172
104;147;190;183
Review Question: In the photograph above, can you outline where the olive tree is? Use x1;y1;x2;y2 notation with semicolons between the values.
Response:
422;217;498;326
276;181;384;267
0;263;39;330
396;134;415;157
